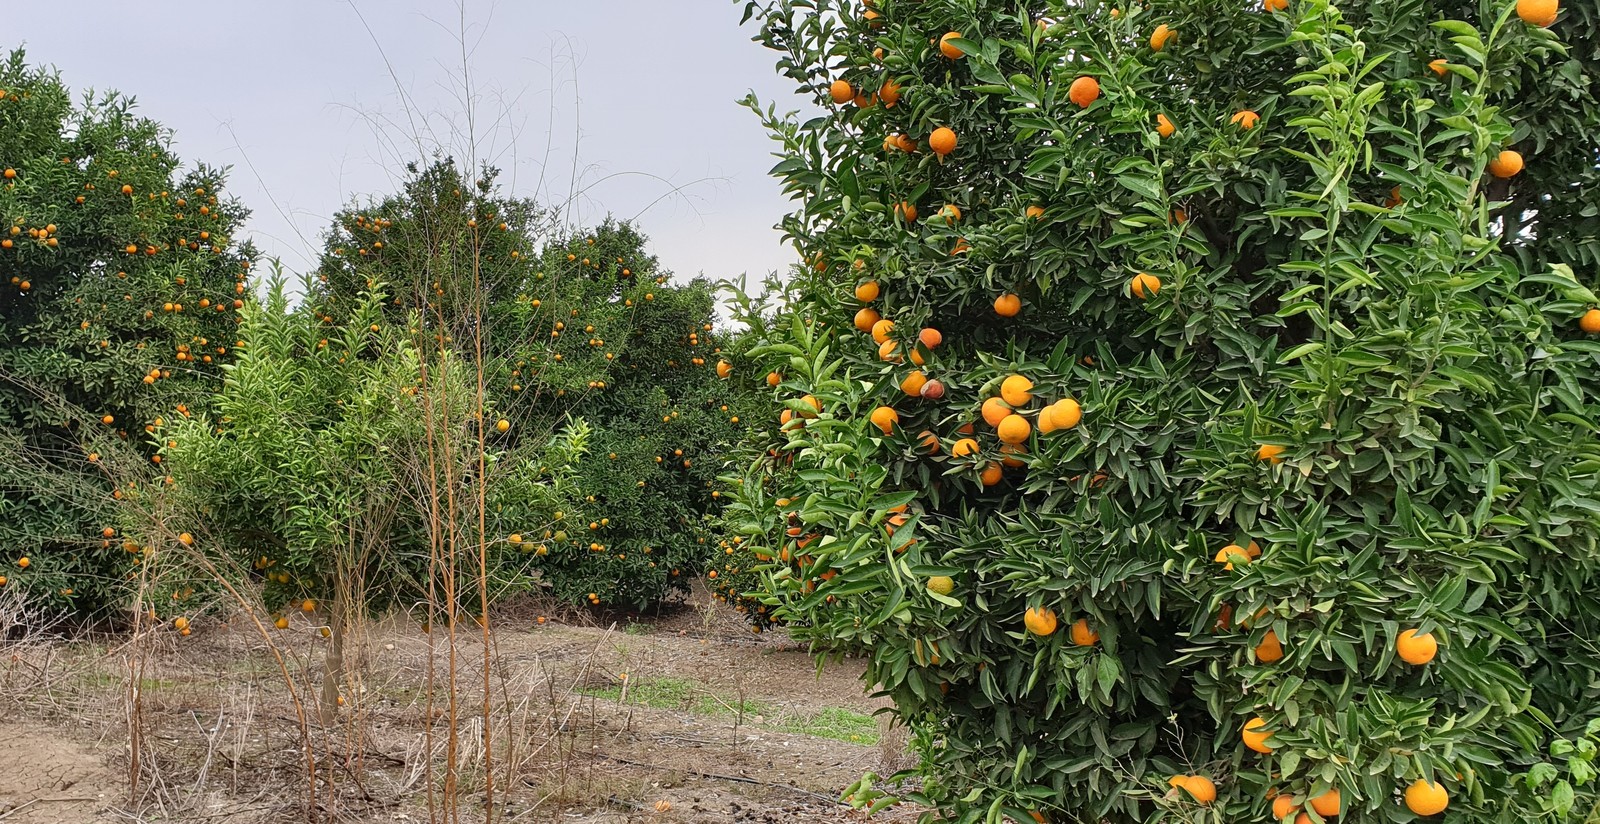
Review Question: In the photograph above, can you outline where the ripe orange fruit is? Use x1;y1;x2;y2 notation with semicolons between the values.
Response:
1397;628;1438;665
929;127;957;157
871;318;895;343
1068;76;1100;108
900;371;928;397
1026;204;1045;220
918;430;941;454
895;201;919;222
1489;150;1524;178
938;204;962;224
1257;443;1286;463
1023;606;1058;636
1232;110;1261;130
1255;629;1285;662
939;32;965;59
951;437;980;458
1429;58;1449;76
869;406;899;435
178;532;194;546
274;616;289;630
1131;273;1161;298
982;397;1014;427
1156;113;1175;137
496;419;510;432
1516;0;1558;26
993;293;1022;317
1069;618;1098;646
997;415;1031;445
1580;308;1600;333
798;395;822;418
979;462;1003;486
767;371;782;387
855;280;880;302
1404;779;1449;816
17;557;30;569
854;307;881;332
1214;543;1251;570
301;599;317;612
1049;399;1082;430
1309;787;1341;817
878;339;901;362
879;79;901;107
829;79;855;104
918;328;942;349
1272;795;1299;820
1000;375;1033;406
1242;717;1274;753
1263;0;1289;9
1180;775;1216;805
1149;24;1176;51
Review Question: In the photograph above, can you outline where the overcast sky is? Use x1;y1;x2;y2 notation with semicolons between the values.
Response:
7;1;806;288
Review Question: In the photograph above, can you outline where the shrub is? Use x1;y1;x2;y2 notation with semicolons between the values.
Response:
731;0;1600;821
311;163;752;609
0;49;256;619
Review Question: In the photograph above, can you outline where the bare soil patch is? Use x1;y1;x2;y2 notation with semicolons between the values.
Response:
0;586;919;823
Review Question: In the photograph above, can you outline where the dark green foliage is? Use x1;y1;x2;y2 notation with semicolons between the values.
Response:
0;49;255;619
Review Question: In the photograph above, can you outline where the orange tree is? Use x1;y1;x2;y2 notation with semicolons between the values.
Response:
311;163;751;609
0;49;255;619
730;0;1600;821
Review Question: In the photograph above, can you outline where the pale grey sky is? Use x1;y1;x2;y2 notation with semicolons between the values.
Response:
8;1;806;286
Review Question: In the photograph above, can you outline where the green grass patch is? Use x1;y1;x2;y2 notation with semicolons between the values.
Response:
578;676;878;745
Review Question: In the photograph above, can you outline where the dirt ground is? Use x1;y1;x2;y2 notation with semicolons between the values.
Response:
0;584;924;823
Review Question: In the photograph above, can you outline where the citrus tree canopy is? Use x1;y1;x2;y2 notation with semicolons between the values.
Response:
0;49;256;618
730;0;1600;821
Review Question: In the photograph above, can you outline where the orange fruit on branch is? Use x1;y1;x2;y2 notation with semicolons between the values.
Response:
869;406;899;435
1000;375;1034;406
1488;150;1523;178
1069;618;1099;646
982;397;1014;427
1242;717;1274;753
1580;308;1600;333
1149;24;1176;51
929;127;957;157
1309;787;1341;818
1404;779;1449;816
1255;629;1285;662
1179;776;1216;804
829;79;855;104
993;293;1021;317
1396;628;1438;664
1068;76;1100;108
1516;0;1558;26
1130;273;1162;298
997;414;1031;445
1232;110;1261;130
1023;606;1057;636
854;280;880;302
939;32;965;59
